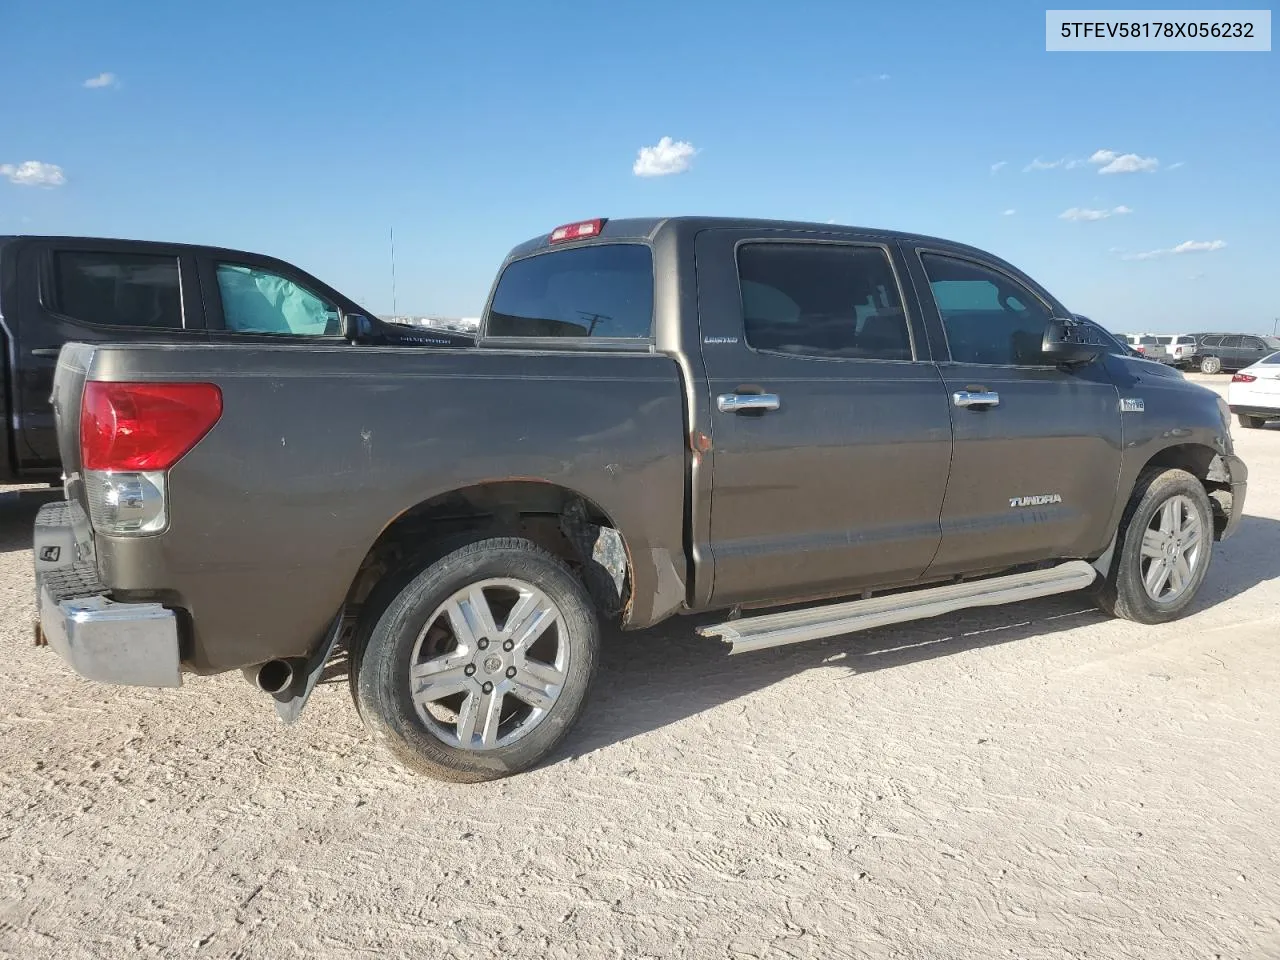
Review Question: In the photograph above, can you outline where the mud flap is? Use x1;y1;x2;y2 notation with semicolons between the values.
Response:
274;609;347;725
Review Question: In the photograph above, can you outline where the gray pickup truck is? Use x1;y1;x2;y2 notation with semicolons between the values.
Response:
33;216;1248;782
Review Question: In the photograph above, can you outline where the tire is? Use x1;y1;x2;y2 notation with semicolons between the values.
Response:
352;537;599;782
1093;467;1213;624
1200;356;1222;375
1238;414;1267;429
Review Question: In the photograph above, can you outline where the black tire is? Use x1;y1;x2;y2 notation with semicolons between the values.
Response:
352;537;599;782
1093;467;1213;624
1200;356;1222;375
1238;413;1267;429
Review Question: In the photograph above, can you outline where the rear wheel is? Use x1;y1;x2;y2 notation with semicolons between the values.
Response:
1094;468;1213;624
1238;413;1268;429
1200;356;1222;375
352;537;599;782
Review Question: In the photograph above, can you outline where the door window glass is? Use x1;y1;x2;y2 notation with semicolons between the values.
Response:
736;243;911;360
53;251;183;328
216;264;341;335
1220;336;1242;349
920;254;1053;365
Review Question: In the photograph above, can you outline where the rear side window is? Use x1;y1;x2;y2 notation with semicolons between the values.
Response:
486;244;653;339
1221;336;1242;348
736;243;911;360
52;251;183;329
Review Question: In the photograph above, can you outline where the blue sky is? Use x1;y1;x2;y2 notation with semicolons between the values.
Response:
2;0;1276;331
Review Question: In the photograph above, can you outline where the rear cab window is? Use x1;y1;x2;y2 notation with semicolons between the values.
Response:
51;250;184;329
485;244;653;341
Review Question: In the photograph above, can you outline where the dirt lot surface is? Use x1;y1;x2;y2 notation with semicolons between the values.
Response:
2;376;1278;960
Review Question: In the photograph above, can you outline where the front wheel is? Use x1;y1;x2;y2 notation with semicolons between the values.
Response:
1238;413;1268;429
1200;356;1223;375
1094;468;1213;624
352;537;599;782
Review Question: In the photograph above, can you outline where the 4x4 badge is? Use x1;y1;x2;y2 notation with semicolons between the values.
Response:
1120;398;1145;413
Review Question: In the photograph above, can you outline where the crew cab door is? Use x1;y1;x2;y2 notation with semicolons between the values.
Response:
11;239;205;472
902;245;1123;575
694;229;953;607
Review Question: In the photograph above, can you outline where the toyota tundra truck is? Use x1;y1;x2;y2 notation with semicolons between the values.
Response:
32;216;1248;782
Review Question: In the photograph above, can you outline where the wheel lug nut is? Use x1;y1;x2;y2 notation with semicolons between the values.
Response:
464;664;476;676
506;667;517;678
502;640;514;652
478;639;489;650
482;681;494;694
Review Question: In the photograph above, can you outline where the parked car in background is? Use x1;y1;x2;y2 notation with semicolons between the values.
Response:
1228;351;1280;428
1191;333;1280;374
1122;333;1161;360
1154;334;1198;369
0;236;472;484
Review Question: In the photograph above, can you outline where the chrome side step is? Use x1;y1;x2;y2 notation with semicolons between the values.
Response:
697;560;1098;655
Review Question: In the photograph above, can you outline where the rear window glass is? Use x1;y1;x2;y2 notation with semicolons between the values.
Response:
1156;336;1172;345
1263;352;1280;364
1139;336;1159;345
486;244;653;339
53;250;183;329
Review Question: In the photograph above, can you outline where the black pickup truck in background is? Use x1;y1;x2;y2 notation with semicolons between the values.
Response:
0;235;470;484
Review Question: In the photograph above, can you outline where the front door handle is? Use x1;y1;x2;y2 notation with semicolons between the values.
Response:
953;390;1000;409
718;393;781;414
31;348;61;358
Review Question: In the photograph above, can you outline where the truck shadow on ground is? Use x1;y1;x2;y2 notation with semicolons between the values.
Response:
555;513;1280;761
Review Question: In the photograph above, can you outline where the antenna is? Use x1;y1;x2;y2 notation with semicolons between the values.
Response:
390;226;398;318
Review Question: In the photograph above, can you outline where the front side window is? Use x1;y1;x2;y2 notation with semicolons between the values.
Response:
53;251;183;329
736;243;911;360
920;254;1053;365
486;244;653;339
216;264;340;335
1201;336;1222;347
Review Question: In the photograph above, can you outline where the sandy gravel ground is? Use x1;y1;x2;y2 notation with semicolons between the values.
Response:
2;377;1278;960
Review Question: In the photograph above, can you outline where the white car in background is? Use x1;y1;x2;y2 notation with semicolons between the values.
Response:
1154;334;1199;369
1228;351;1280;428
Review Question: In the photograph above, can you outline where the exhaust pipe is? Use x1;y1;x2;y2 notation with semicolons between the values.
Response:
241;659;295;696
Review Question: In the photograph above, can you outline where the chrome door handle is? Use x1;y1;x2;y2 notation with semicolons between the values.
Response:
718;393;781;413
953;390;1000;409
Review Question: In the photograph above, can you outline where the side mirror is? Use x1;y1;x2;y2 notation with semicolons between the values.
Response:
1042;317;1104;364
341;313;371;343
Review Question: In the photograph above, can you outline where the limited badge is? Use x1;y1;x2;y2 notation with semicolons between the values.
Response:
1120;398;1145;413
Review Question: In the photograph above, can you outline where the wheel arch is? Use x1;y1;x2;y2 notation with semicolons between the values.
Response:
1123;442;1235;541
344;479;637;626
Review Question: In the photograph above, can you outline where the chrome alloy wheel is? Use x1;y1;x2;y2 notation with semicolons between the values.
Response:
1139;494;1204;605
408;578;568;751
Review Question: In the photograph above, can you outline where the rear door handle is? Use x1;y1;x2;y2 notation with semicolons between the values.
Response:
953;390;1000;409
718;393;781;414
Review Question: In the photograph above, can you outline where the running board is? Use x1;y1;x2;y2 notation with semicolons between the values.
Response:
697;560;1098;655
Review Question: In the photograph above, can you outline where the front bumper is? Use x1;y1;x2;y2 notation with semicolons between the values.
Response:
34;501;182;688
1218;453;1248;542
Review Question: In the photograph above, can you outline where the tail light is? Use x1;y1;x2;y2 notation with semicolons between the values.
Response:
1232;374;1257;383
80;381;223;535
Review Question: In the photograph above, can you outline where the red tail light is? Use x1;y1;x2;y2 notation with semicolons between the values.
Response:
549;219;606;243
1232;374;1257;383
81;381;223;471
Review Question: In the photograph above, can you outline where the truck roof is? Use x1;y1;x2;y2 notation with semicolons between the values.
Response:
0;234;288;262
503;216;1004;263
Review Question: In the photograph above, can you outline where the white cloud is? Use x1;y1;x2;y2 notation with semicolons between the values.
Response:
1059;205;1132;222
83;72;118;89
0;161;66;187
875;73;891;81
1002;208;1017;216
1122;239;1226;261
1168;161;1185;170
1024;157;1066;172
633;136;697;177
990;160;1007;173
1089;148;1160;174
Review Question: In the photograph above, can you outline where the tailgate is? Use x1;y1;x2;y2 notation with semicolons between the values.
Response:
48;343;97;558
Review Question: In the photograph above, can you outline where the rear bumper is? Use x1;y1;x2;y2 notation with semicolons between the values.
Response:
34;501;182;688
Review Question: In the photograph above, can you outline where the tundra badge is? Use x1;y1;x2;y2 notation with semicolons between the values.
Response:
1009;494;1063;508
